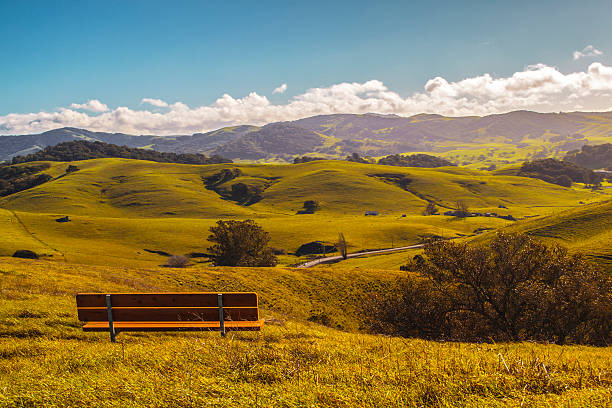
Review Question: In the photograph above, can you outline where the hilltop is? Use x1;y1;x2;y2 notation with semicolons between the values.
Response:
2;110;612;164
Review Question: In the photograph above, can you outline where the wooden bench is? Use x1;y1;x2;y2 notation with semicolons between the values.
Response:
76;292;263;342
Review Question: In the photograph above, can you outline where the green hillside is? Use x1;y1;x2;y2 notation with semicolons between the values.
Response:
0;158;609;268
486;199;612;267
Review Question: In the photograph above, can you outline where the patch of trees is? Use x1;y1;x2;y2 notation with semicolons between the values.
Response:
346;153;372;163
0;163;52;197
363;233;611;345
518;158;602;187
11;141;232;165
368;173;413;190
378;154;455;168
565;143;612;170
203;169;263;206
229;183;263;205
203;168;241;189
297;200;319;214
207;219;277;267
293;156;326;164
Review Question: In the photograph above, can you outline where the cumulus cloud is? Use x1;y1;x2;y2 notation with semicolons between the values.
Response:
141;98;169;107
573;45;603;60
69;99;109;112
272;83;287;94
3;62;612;135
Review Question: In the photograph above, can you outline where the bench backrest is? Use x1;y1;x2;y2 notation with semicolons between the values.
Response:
76;292;260;322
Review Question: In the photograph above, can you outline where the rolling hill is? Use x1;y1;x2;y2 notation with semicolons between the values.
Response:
0;158;609;268
486;198;612;266
2;110;612;164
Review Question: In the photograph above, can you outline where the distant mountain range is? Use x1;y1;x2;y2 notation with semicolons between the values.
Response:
1;110;611;162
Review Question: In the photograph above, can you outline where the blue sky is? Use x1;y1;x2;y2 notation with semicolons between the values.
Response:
1;0;611;134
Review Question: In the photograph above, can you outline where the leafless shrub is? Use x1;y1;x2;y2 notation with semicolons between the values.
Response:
166;254;190;268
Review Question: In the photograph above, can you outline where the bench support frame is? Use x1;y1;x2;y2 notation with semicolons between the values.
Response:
106;294;116;343
218;293;226;337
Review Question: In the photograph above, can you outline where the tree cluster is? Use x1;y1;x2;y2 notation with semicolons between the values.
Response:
364;233;611;345
0;164;52;197
11;141;232;165
345;153;371;163
297;200;319;214
518;158;601;187
378;154;455;168
565;143;612;170
207;219;277;267
293;156;326;164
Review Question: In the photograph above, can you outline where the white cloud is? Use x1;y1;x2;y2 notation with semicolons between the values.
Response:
573;45;603;60
272;83;287;94
141;98;169;107
68;99;109;113
3;62;612;135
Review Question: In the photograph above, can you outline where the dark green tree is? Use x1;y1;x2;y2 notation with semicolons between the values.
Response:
207;220;277;267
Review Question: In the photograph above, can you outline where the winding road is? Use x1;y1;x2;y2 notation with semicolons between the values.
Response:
296;244;424;268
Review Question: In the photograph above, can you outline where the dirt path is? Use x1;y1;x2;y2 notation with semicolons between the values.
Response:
8;210;67;261
296;244;423;268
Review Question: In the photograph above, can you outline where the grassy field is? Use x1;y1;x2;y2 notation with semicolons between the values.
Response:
475;198;612;268
1;158;609;269
0;258;610;407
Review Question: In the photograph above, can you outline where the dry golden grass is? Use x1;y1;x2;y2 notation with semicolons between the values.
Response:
0;258;610;407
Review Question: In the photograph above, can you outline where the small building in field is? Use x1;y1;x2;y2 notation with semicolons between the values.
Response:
365;211;379;216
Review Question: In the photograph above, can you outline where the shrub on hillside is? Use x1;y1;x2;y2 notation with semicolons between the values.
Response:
422;202;438;216
207;219;277;267
295;241;337;257
12;250;38;259
297;200;319;214
364;233;612;345
166;254;190;268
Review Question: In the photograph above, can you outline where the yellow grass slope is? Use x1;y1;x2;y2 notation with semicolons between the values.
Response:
1;158;601;217
493;198;612;266
0;158;608;268
0;257;610;407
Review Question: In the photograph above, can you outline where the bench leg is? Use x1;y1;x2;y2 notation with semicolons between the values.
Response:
218;293;226;337
106;294;116;343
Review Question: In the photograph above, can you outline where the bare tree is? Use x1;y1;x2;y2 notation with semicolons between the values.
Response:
455;200;470;217
422;202;438;216
336;233;348;260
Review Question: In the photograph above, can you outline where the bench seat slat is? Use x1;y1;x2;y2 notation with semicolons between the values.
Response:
76;293;258;308
78;306;259;322
82;320;264;332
